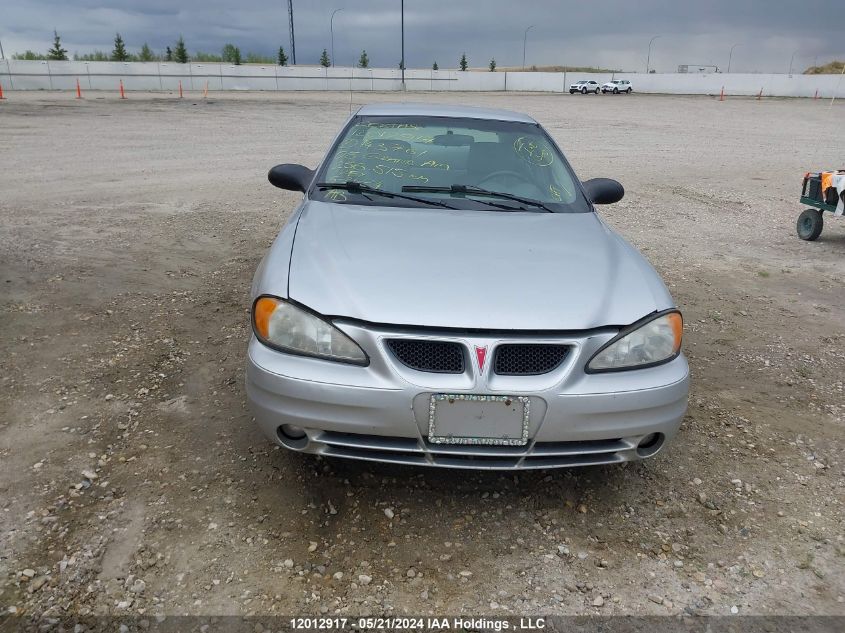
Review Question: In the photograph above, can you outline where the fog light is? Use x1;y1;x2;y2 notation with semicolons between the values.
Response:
276;424;309;450
279;424;306;440
636;433;664;458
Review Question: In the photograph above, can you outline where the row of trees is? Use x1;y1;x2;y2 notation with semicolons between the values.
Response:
319;49;370;68
15;31;492;70
13;31;290;66
458;53;497;71
317;50;492;70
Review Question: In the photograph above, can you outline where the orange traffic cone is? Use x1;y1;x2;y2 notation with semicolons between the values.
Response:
0;83;5;100
119;79;127;99
719;86;725;101
76;78;82;99
179;80;183;98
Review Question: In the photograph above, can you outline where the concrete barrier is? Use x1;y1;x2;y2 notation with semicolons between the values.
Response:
0;59;9;92
7;60;52;90
612;72;845;98
2;60;843;98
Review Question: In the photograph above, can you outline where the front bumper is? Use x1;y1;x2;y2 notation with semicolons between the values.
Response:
246;322;690;470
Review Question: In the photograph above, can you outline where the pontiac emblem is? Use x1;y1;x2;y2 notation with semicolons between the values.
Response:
475;346;488;372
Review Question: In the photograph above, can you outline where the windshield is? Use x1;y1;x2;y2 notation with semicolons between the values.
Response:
312;115;590;213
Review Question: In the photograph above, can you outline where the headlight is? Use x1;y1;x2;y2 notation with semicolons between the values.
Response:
252;296;368;365
586;311;683;372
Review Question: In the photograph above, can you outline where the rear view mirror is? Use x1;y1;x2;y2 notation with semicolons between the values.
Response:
432;133;475;146
268;164;315;192
582;178;624;205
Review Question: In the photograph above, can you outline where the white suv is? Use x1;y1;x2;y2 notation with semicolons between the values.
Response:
569;80;600;94
602;79;633;94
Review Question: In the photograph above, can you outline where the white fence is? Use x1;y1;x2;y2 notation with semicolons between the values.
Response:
1;60;843;98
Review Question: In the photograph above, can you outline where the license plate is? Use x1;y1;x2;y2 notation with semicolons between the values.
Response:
428;394;530;446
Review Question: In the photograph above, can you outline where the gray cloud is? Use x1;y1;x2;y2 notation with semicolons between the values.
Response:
1;1;842;73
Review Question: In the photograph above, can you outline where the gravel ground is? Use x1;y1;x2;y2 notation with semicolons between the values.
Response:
0;91;843;624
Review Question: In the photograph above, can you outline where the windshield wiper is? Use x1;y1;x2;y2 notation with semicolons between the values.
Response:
401;184;554;212
315;181;459;210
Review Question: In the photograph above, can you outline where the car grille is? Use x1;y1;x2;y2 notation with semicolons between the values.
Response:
386;339;465;374
315;430;632;469
494;344;570;375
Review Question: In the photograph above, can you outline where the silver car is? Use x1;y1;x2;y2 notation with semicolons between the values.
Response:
247;103;689;469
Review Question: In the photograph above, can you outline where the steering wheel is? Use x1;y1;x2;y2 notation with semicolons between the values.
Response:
477;170;534;188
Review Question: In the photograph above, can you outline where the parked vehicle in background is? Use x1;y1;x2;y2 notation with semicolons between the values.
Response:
569;80;601;94
602;79;633;94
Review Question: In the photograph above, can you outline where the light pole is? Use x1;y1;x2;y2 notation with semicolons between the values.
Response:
522;25;534;70
727;43;741;73
330;8;343;68
788;50;800;75
646;35;661;73
400;0;405;87
0;37;5;61
287;0;296;65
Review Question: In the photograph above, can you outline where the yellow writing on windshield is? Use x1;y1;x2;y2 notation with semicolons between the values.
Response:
513;137;554;167
419;159;450;170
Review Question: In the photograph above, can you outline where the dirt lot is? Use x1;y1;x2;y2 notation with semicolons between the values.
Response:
1;90;843;624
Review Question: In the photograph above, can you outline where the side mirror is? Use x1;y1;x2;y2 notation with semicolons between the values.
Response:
582;178;624;205
268;164;315;192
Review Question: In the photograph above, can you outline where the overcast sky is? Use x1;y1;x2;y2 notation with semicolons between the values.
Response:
2;1;842;73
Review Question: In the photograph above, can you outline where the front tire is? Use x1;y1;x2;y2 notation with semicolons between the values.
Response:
581;87;587;94
797;208;823;241
613;87;619;94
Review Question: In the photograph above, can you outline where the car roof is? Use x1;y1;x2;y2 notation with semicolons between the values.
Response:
356;102;537;124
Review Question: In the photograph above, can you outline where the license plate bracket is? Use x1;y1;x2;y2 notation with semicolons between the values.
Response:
428;394;530;446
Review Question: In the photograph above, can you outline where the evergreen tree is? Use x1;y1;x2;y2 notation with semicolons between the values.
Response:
432;61;439;70
278;46;288;66
165;46;173;62
319;49;331;67
358;50;369;68
459;52;468;71
139;43;155;62
47;30;68;60
489;58;496;72
112;33;128;61
174;36;188;63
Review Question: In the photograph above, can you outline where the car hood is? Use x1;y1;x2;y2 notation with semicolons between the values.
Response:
287;201;673;330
